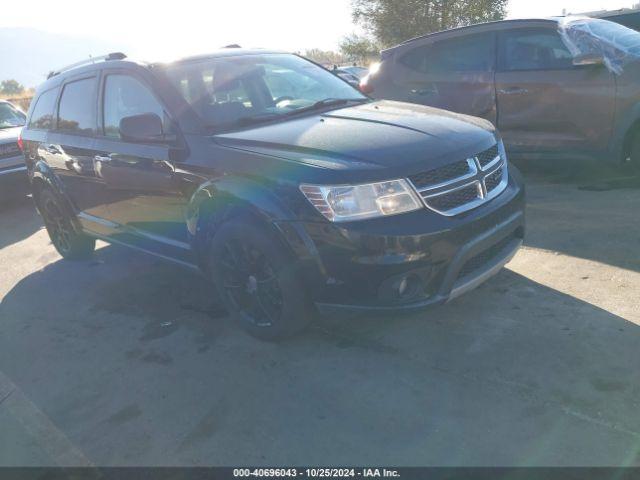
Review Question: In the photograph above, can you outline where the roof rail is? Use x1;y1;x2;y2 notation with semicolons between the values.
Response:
47;52;127;79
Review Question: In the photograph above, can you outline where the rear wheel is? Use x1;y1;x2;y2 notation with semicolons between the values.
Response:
37;188;95;260
207;218;313;340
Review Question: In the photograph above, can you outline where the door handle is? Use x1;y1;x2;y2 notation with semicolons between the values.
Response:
94;155;112;163
498;87;528;95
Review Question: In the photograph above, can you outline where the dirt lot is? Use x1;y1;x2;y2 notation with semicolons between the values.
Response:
0;165;639;467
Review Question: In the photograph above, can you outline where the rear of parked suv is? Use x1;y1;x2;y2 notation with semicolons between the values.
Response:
21;50;525;339
363;17;640;170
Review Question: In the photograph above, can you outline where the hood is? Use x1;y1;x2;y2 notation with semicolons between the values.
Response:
0;126;22;144
213;100;497;176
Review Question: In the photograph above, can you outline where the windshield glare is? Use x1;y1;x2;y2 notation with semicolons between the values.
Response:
159;54;366;129
0;103;26;128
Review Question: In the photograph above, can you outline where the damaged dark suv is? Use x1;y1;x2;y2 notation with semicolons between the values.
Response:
21;50;525;339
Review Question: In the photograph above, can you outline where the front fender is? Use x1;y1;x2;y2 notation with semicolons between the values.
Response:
187;176;326;278
610;101;640;161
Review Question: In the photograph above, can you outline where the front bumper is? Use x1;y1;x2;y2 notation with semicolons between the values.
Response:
287;168;526;315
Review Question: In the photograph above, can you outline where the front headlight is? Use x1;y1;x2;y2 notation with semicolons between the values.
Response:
300;179;422;222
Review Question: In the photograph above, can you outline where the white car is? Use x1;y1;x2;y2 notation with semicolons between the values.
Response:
0;100;27;199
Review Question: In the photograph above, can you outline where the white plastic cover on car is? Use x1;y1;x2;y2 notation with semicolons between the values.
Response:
558;17;640;75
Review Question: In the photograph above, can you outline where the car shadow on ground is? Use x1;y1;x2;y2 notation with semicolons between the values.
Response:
513;160;640;273
0;243;639;466
0;196;43;251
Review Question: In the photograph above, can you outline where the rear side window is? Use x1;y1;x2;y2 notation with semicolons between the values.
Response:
103;75;165;138
57;77;97;134
400;33;495;73
501;29;574;71
28;88;58;130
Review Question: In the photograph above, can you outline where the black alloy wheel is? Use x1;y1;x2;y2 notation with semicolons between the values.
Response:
38;188;95;259
208;218;312;340
218;238;284;327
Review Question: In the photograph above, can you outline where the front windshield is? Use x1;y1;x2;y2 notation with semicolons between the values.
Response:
0;102;26;129
158;54;367;129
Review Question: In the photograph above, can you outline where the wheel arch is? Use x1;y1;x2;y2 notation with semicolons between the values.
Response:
622;119;640;162
611;102;640;163
31;161;83;232
187;176;324;276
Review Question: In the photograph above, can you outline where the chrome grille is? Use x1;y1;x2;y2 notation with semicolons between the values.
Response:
408;143;508;216
476;144;500;169
0;142;20;159
409;160;472;189
424;182;483;213
485;166;504;193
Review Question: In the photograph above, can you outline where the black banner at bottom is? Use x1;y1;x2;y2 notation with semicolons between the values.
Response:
0;468;638;480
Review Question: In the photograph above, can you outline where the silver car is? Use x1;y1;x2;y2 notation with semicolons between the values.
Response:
0;100;27;198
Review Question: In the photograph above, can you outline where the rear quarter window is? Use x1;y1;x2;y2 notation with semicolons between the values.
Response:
28;88;59;130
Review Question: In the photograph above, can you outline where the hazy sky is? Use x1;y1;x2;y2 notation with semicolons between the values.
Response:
0;0;636;59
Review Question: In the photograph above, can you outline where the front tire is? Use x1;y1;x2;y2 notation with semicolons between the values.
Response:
207;218;313;340
37;187;95;260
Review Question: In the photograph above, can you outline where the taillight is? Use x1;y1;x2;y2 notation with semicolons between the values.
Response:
359;75;374;94
17;131;24;151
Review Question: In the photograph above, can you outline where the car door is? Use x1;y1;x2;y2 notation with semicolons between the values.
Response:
42;74;118;235
90;71;197;262
393;31;498;124
495;26;616;154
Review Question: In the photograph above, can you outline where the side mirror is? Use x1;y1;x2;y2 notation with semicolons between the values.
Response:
573;53;605;67
119;113;166;143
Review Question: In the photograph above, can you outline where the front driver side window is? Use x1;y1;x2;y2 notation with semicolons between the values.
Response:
103;75;166;138
502;29;574;71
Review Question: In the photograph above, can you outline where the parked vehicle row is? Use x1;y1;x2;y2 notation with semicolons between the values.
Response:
362;16;640;170
20;50;525;339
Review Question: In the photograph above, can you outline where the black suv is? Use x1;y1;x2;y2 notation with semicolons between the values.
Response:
21;50;525;339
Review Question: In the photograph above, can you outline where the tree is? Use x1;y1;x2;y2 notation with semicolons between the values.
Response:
339;34;381;63
352;0;508;47
303;48;347;66
0;79;25;96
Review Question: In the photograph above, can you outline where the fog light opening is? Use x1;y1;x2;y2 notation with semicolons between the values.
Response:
395;274;421;300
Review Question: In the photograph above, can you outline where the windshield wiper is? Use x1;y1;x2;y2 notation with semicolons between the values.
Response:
286;97;368;116
235;113;283;126
212;98;369;132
